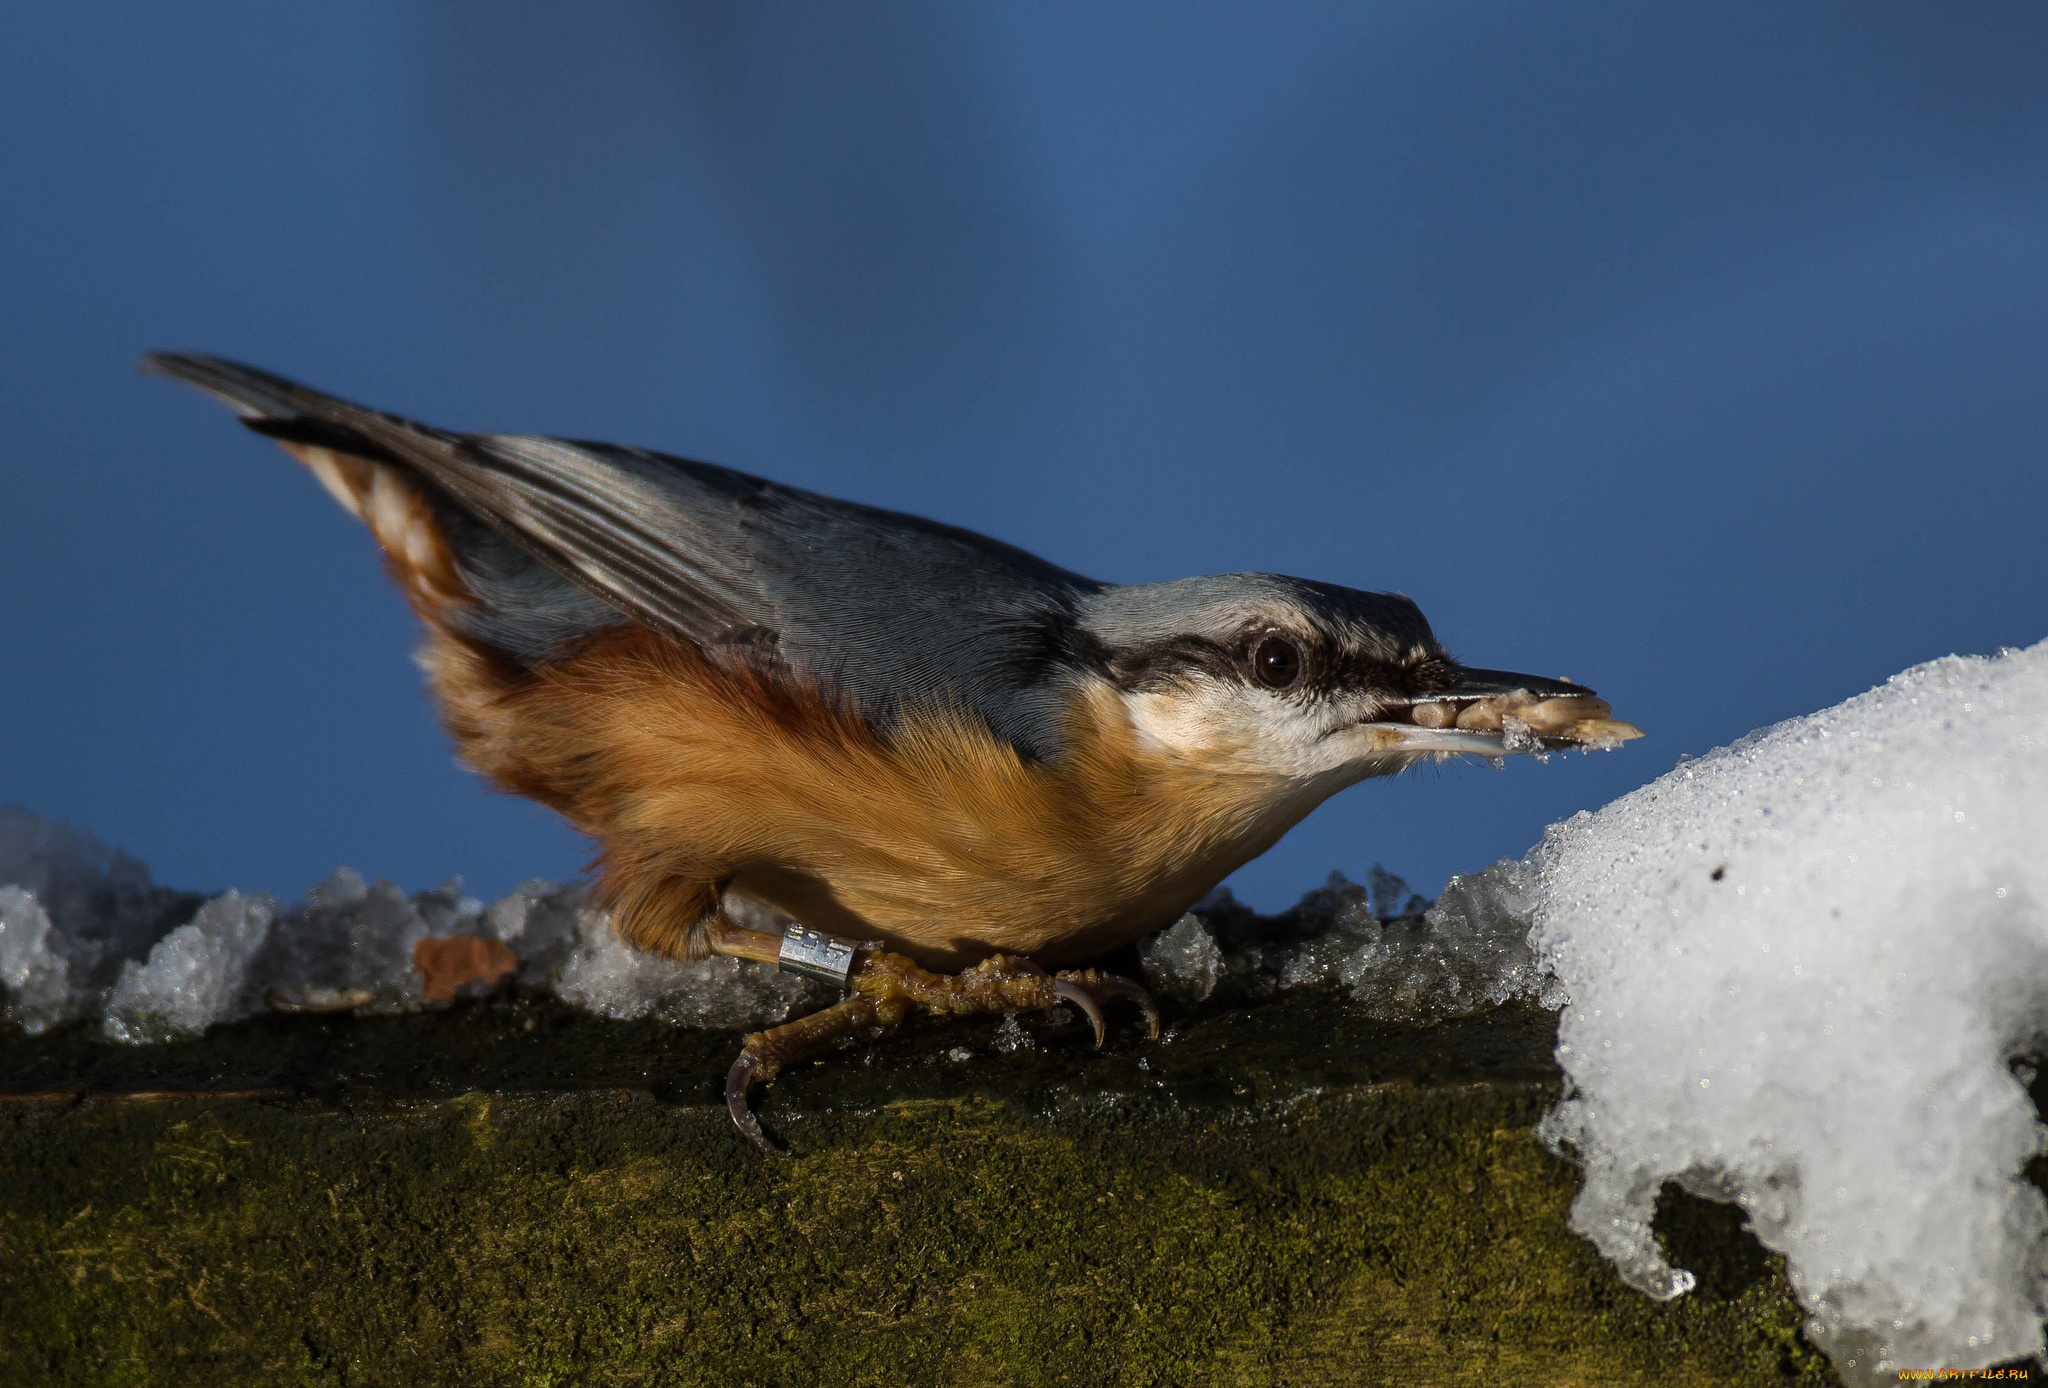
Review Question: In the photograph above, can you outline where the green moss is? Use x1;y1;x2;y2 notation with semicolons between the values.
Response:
0;992;1836;1386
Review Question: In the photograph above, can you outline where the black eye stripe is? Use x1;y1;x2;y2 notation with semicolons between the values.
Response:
1110;635;1239;692
1108;624;1449;698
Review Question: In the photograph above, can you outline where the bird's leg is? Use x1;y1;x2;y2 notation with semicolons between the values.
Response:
703;918;1159;1156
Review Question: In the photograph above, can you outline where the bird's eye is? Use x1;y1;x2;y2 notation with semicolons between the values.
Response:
1252;635;1302;690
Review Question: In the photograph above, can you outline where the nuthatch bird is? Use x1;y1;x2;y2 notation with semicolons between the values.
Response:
145;353;1640;1153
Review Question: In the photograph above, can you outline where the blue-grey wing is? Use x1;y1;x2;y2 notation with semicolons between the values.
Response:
464;432;1110;757
144;353;1105;759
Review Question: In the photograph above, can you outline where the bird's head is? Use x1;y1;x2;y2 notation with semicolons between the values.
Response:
1079;574;1627;788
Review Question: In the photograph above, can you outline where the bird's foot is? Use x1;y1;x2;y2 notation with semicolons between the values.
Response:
725;949;1160;1156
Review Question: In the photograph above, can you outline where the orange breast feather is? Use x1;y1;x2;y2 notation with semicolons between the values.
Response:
451;624;1301;969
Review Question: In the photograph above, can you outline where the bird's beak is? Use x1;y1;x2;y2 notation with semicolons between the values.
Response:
1359;667;1644;757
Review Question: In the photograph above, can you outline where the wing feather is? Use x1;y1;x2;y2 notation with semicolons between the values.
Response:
143;353;1107;758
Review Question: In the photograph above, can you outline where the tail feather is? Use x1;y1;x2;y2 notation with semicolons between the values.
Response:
141;350;315;420
142;352;446;459
144;352;473;616
145;352;630;672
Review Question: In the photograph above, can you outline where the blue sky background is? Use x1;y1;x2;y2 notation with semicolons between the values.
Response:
4;2;2045;912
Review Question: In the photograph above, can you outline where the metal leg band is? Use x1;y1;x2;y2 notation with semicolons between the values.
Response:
777;924;857;989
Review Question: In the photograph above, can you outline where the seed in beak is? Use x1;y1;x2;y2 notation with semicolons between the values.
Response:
1411;701;1456;728
1456;701;1505;732
1517;696;1613;737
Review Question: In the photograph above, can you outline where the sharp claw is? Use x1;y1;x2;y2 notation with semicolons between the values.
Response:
725;1051;791;1158
1053;979;1107;1048
1093;976;1163;1040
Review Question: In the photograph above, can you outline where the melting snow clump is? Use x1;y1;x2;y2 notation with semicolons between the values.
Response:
1141;863;1559;1020
0;811;826;1039
102;892;276;1044
0;888;74;1035
1526;639;2048;1383
553;895;830;1028
0;808;205;1033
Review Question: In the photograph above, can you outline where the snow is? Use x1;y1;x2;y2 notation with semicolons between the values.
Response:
0;807;202;1033
102;892;274;1044
0;816;832;1041
1140;863;1559;1021
0;887;74;1035
1524;639;2048;1382
552;895;830;1028
1136;914;1222;1004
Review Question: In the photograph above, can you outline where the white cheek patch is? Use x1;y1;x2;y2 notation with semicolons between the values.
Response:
1122;687;1237;756
1119;684;1339;778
